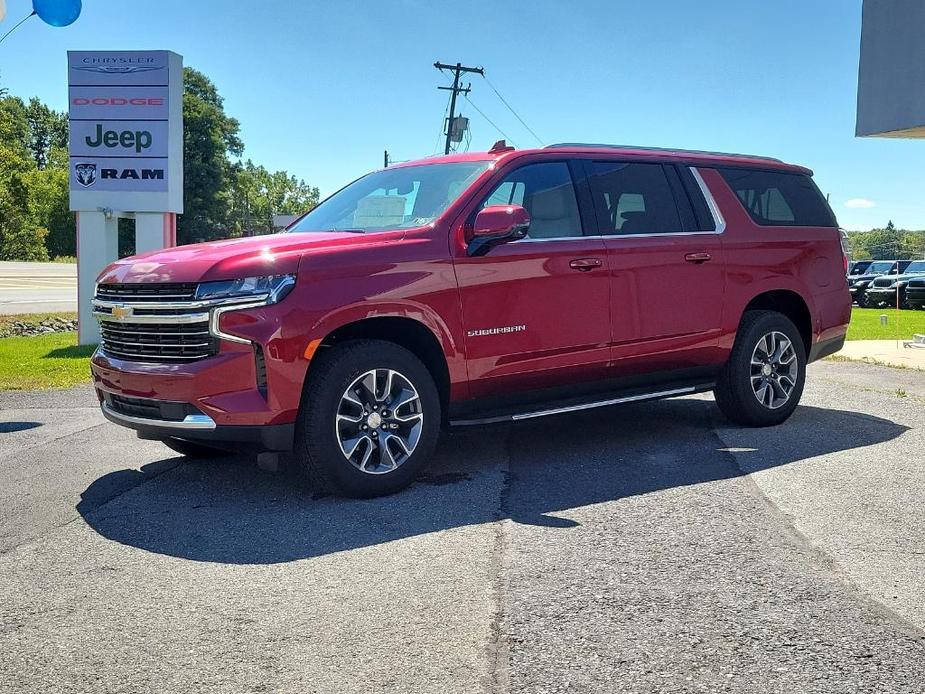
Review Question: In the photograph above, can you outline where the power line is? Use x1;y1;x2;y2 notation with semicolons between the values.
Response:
464;94;517;147
482;72;543;146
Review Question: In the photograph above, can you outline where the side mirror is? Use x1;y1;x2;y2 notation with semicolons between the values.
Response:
467;205;530;257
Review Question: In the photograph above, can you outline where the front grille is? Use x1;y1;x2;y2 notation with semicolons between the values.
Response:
909;279;925;288
872;278;894;288
100;321;218;362
96;282;198;302
104;393;202;422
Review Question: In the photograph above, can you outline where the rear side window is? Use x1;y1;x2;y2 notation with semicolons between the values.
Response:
586;161;682;234
718;168;836;228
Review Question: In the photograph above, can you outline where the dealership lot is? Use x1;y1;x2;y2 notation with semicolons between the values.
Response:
1;361;924;693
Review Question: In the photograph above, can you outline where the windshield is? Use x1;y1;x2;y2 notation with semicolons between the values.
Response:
289;161;490;233
849;262;870;275
867;261;894;275
905;261;925;273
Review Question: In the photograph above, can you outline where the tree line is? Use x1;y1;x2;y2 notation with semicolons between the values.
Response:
845;221;925;261
0;67;319;261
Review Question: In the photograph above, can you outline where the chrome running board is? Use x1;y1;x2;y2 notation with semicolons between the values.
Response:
450;384;708;427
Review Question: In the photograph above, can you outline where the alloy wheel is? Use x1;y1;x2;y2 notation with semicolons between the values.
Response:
750;331;799;410
335;368;424;474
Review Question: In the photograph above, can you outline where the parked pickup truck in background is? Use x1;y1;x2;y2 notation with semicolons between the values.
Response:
91;142;851;497
849;259;913;307
863;260;925;308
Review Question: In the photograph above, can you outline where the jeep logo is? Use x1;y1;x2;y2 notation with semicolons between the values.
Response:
84;123;152;153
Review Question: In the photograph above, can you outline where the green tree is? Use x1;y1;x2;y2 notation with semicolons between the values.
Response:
0;95;48;261
179;68;244;244
230;160;319;235
24;97;67;169
23;148;74;257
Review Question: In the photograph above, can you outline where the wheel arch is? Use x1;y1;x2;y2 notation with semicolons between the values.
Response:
742;289;813;355
310;314;453;415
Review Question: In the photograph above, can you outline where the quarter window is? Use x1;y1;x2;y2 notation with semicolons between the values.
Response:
482;162;582;239
587;162;682;234
717;168;836;227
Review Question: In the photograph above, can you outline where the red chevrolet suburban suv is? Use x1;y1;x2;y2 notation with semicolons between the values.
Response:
91;143;851;496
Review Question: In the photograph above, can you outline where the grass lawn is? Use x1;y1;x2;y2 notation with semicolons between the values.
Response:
846;308;925;341
0;332;95;390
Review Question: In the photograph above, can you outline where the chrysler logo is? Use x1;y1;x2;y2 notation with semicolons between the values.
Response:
111;306;133;320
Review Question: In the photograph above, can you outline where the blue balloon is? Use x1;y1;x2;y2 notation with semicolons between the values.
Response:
32;0;81;27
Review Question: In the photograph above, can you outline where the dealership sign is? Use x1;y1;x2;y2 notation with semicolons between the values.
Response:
68;51;183;212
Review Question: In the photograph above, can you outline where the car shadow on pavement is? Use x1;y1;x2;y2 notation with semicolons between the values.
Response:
76;398;907;564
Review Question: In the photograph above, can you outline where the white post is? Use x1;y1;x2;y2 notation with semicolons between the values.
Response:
135;212;170;255
77;211;119;345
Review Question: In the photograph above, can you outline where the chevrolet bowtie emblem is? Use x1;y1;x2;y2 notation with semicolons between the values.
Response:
111;306;133;320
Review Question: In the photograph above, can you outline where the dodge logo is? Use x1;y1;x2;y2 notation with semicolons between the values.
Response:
75;163;97;187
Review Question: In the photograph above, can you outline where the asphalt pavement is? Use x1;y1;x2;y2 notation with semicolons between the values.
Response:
0;261;77;314
1;360;923;693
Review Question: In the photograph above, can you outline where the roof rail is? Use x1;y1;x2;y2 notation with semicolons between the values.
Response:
543;143;783;163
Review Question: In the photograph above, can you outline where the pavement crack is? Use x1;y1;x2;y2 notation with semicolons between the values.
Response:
484;426;514;694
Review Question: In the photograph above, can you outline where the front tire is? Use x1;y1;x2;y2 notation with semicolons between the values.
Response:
294;339;441;497
714;310;806;427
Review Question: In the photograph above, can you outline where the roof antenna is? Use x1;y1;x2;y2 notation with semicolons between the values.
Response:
489;139;514;153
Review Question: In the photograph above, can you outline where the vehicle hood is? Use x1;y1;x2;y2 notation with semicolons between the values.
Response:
873;271;925;284
851;273;891;283
97;231;390;284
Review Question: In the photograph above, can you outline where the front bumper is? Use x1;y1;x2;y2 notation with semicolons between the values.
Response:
98;394;294;450
905;287;925;305
90;293;313;451
864;287;903;305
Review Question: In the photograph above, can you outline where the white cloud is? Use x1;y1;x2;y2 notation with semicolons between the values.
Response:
844;198;876;209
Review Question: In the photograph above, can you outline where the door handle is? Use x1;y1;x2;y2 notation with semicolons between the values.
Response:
569;258;603;271
684;252;712;264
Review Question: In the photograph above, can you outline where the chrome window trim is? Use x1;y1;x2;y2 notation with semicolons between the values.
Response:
507;166;726;244
101;402;216;430
689;166;727;234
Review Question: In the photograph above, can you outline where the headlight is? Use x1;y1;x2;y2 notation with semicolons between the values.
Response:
853;281;868;288
892;281;906;289
195;274;296;304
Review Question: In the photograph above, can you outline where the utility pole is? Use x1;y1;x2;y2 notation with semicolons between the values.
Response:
435;61;483;155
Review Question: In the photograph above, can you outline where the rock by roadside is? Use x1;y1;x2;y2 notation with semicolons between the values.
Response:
0;317;78;338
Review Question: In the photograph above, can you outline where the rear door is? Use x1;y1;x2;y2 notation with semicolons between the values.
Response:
453;159;611;397
583;159;726;369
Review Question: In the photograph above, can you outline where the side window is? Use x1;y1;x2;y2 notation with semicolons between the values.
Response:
481;162;582;239
587;161;682;234
717;168;836;227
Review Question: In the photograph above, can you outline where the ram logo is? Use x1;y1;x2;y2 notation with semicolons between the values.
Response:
74;162;97;187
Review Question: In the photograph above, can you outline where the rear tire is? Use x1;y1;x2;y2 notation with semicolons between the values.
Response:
293;339;441;498
714;310;806;427
162;437;229;459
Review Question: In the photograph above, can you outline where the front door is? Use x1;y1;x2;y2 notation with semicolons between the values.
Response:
454;160;611;398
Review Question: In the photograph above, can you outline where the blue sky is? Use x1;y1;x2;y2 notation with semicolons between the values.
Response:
1;0;922;230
